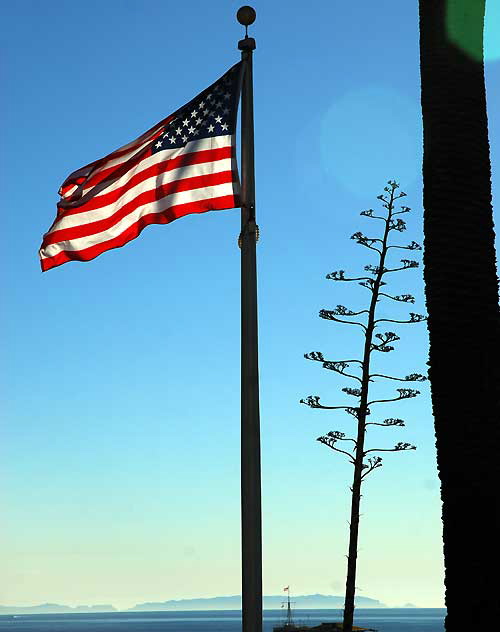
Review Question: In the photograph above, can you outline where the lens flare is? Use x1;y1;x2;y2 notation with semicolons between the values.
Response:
319;85;421;198
446;0;500;63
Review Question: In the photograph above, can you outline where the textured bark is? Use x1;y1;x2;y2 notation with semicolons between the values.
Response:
419;1;500;628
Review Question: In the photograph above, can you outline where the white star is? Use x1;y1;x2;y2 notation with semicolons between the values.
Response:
199;100;205;108
221;123;228;131
203;109;209;115
176;127;182;135
207;124;215;133
196;117;202;125
223;92;231;99
215;115;222;123
170;136;176;143
183;119;189;127
209;110;215;117
188;126;195;134
193;128;199;135
191;109;198;118
155;141;163;149
182;134;188;142
206;93;212;100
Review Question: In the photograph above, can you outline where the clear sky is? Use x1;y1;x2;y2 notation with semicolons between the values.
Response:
2;0;499;611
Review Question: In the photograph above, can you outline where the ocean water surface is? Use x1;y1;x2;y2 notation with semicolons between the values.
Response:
0;608;446;632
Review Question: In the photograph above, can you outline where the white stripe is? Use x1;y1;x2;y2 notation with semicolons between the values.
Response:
51;157;235;232
78;133;161;192
113;123;164;153
91;135;233;198
60;184;79;199
81;135;233;197
64;123;165;200
41;181;237;259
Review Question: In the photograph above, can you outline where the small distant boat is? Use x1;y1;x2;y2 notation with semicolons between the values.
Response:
272;588;377;632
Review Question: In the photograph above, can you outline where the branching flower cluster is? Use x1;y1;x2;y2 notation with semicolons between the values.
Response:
301;181;425;472
300;180;427;632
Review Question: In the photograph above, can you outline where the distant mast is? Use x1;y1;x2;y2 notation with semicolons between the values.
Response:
273;587;379;632
284;587;293;627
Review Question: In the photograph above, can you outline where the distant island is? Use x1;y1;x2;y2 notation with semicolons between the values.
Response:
128;594;386;611
0;603;116;615
0;594;386;615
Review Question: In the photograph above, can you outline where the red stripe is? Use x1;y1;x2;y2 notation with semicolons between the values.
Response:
98;128;162;161
59;143;144;193
41;194;240;271
60;181;80;196
59;146;234;218
60;115;174;190
43;170;235;247
81;128;167;191
72;145;154;200
80;138;229;196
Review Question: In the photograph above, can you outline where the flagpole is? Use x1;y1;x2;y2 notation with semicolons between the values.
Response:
237;7;262;632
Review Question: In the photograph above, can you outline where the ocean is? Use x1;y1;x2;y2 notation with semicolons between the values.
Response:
0;609;446;632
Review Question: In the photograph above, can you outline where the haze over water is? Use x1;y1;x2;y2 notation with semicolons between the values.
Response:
0;609;445;632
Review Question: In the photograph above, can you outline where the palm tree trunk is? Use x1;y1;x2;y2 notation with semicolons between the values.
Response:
419;1;500;628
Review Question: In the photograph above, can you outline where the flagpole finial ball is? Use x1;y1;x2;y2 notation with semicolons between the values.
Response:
237;6;256;27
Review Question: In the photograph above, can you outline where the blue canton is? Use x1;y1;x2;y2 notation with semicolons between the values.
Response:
152;62;242;153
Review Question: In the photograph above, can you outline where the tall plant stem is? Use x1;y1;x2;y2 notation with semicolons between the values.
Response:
342;189;395;632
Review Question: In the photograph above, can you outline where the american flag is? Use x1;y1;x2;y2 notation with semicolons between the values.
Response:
39;62;243;271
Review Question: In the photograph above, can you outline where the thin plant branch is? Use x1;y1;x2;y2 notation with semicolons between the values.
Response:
369;373;427;382
303;180;423;632
317;436;356;464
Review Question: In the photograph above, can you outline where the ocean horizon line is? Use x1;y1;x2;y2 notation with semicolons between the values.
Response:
0;605;447;616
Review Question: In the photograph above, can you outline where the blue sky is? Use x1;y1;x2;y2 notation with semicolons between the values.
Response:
2;0;499;610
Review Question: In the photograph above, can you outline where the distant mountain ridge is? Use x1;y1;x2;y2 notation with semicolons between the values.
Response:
128;594;386;611
0;603;116;615
0;594;386;615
